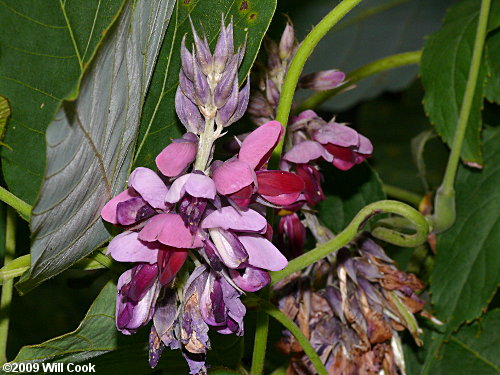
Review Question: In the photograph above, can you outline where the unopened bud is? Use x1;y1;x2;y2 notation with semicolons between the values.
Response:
299;69;346;91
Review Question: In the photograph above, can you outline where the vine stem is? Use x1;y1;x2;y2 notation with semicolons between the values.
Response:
250;286;270;375
273;0;363;159
295;50;422;113
0;208;16;364
0;187;31;222
270;200;430;284
430;0;491;233
383;184;422;207
249;296;328;375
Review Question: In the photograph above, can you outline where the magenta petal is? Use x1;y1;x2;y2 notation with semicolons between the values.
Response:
238;121;284;169
313;123;359;147
201;206;266;233
156;139;197;177
208;228;248;269
260;193;301;206
238;235;288;271
128;167;168;209
101;188;138;224
212;160;255;195
229;266;270;292
139;214;203;248
283;140;333;163
357;134;373;156
107;231;159;264
184;173;217;199
165;173;216;203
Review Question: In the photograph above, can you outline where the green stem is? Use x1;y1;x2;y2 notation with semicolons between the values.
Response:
383;184;422;207
250;286;270;375
431;0;491;233
273;0;363;159
0;255;29;284
295;50;422;113
271;200;430;284
0;208;16;364
253;296;328;375
0;187;31;222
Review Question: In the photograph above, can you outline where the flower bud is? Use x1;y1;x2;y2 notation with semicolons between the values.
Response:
298;69;346;91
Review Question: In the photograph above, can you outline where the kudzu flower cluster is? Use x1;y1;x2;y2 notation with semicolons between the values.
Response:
101;18;431;375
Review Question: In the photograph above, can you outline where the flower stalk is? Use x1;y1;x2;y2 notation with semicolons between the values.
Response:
270;200;430;284
273;0;363;160
0;208;16;364
0;187;31;222
430;0;491;233
295;50;422;113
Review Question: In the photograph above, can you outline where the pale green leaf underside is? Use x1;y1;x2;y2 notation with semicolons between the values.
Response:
18;0;175;292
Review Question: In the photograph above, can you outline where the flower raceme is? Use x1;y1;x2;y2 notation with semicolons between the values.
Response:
101;122;297;372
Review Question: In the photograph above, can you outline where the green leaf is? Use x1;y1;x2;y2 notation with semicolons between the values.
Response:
484;30;500;104
0;0;126;204
430;127;500;331
133;0;277;168
0;96;11;144
317;163;385;233
421;0;489;167
10;281;118;363
287;0;454;111
17;0;176;293
427;309;500;374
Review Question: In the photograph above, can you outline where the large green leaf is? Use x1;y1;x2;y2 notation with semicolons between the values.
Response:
420;0;499;167
285;0;453;111
426;309;500;375
133;0;277;168
484;30;500;104
430;127;499;331
0;0;126;204
317;163;385;233
17;0;175;293
9;281;118;364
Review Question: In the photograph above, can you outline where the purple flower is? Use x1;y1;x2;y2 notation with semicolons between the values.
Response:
212;121;305;207
283;110;373;171
176;17;249;131
278;212;306;259
298;69;346;91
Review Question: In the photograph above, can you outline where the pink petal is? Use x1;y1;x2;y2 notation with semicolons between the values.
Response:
357;134;373;156
128;167;168;209
283;140;333;163
201;206;267;232
260;192;302;206
107;231;159;263
139;214;203;248
212;159;255;195
238;121;284;169
238;235;288;271
164;174;191;203
101;188;138;224
313;123;359;148
184;173;217;199
155;140;197;177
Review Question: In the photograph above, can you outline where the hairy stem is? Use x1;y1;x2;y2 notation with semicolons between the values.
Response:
0;187;31;222
194;117;215;172
295;50;422;113
254;296;328;375
271;200;430;284
272;0;363;159
431;0;491;233
0;208;16;364
250;286;270;375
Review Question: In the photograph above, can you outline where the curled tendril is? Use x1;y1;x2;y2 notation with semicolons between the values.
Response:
270;200;431;285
